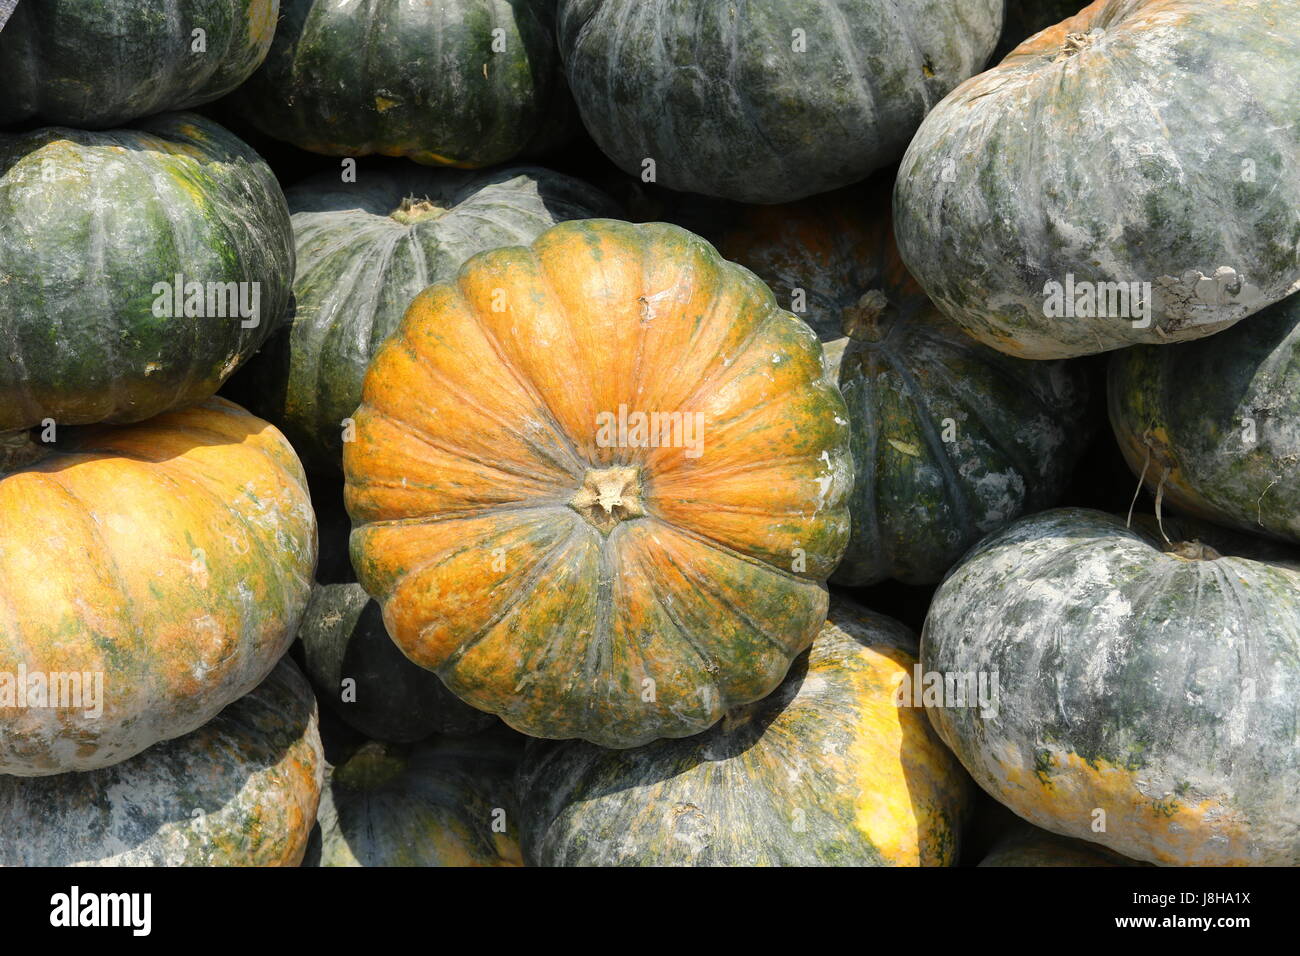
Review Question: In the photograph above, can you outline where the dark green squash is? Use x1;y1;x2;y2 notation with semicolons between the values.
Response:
556;0;1002;203
0;113;293;432
895;0;1300;358
228;0;572;167
0;1;279;129
0;659;322;866
226;162;619;473
922;507;1300;865
1109;292;1300;545
517;598;973;866
309;732;524;867
710;195;1091;585
978;822;1142;867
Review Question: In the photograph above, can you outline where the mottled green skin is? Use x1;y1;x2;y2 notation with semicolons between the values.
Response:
895;0;1300;358
309;732;524;867
227;163;618;473
922;507;1300;865
557;0;1002;203
1109;293;1300;544
978;822;1141;866
0;113;293;431
517;598;973;866
230;0;570;167
0;659;323;866
993;0;1087;60
0;0;278;128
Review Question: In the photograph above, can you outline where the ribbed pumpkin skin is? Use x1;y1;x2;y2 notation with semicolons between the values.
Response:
0;398;316;776
978;823;1139;867
557;0;1002;204
0;659;322;867
923;508;1300;866
0;1;278;128
1109;293;1300;544
0;113;293;432
345;219;853;748
228;164;619;473
312;734;523;867
895;0;1300;359
517;598;973;866
230;0;568;167
714;199;1091;585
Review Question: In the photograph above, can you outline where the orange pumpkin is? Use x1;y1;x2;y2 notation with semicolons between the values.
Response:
0;397;316;775
345;219;853;747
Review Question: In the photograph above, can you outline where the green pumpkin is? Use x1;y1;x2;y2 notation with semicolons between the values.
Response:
709;195;1091;585
556;0;1002;203
517;598;973;866
308;733;524;867
0;113;293;432
226;163;618;473
0;659;322;866
0;1;279;129
922;507;1300;866
978;822;1141;867
228;0;571;167
895;0;1300;358
1109;292;1300;545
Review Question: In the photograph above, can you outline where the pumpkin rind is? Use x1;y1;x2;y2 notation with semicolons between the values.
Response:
922;507;1300;866
0;397;316;775
517;597;973;866
557;0;1002;204
0;658;322;867
311;733;523;867
712;197;1091;585
0;113;294;432
226;163;620;473
1108;292;1300;544
229;0;570;167
895;0;1300;359
345;218;853;748
0;0;279;129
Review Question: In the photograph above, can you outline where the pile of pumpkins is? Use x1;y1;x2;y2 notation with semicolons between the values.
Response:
0;0;1296;868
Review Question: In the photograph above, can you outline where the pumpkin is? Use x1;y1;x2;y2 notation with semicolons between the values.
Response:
228;0;572;167
517;597;973;866
0;113;293;433
1109;292;1300;545
922;507;1300;865
556;0;1002;204
0;658;321;866
711;194;1092;585
225;163;619;473
978;822;1140;867
298;500;497;742
308;732;523;867
0;1;278;129
344;218;853;748
0;397;316;776
894;0;1300;359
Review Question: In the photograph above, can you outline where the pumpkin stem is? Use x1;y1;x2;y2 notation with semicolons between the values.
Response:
391;195;448;225
570;466;645;534
841;289;895;342
333;741;410;791
1164;539;1224;561
0;429;46;475
1055;28;1104;61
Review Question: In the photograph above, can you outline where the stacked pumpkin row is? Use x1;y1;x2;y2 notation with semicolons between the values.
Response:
0;0;1297;868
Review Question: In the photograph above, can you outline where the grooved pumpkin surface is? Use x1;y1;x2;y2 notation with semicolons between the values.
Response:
0;398;316;775
922;507;1300;866
227;164;619;473
230;0;570;167
557;0;1002;203
344;219;853;748
0;658;323;867
895;0;1300;358
517;597;973;866
714;197;1091;585
1109;292;1300;544
0;113;294;432
0;0;279;128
